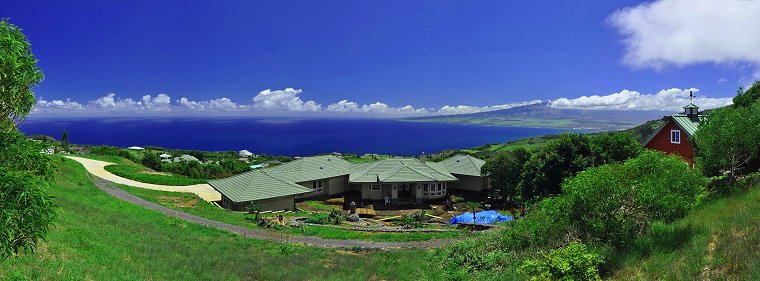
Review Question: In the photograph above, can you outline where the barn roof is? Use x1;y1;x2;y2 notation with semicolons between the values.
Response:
643;114;707;146
671;114;707;137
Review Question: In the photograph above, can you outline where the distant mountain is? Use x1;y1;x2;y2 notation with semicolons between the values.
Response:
404;102;669;130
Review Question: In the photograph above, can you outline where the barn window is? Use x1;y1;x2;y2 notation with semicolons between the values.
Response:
369;184;381;191
670;130;681;144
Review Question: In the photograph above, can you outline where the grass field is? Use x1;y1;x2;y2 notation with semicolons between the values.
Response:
610;181;760;280
116;184;463;242
0;156;437;280
105;164;208;186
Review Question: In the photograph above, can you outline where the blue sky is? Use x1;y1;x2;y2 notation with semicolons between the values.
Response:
5;0;758;116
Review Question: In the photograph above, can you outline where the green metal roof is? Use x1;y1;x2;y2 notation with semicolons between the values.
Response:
208;171;312;202
265;155;351;183
211;155;487;202
671;114;707;137
439;155;486;177
349;158;459;183
683;103;700;109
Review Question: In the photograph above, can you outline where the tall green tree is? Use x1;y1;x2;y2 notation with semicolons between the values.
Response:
0;19;55;259
61;129;69;151
481;147;531;202
0;19;44;129
694;101;760;182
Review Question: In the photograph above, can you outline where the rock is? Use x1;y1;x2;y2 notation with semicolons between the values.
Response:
347;213;361;222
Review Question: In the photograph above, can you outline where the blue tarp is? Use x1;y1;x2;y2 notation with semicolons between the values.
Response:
450;210;513;225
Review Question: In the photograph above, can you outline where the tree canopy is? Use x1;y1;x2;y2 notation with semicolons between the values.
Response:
0;19;55;260
695;99;760;181
0;19;44;128
732;81;760;108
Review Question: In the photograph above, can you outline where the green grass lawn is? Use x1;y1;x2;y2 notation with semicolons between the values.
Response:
0;156;437;280
610;183;760;280
116;184;463;242
104;164;208;185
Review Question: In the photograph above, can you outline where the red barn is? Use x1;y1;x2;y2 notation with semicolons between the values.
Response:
643;103;706;168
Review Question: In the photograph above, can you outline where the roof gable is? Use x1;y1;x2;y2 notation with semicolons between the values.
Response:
266;155;351;182
643;114;707;146
349;158;458;183
208;170;312;202
439;155;486;177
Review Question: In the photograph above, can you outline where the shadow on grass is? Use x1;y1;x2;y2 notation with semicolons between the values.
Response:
604;221;704;273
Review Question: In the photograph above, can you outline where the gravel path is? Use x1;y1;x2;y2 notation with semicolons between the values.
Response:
88;174;455;249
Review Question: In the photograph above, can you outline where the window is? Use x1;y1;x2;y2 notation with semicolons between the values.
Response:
670;130;681;144
369;184;381;191
312;181;323;193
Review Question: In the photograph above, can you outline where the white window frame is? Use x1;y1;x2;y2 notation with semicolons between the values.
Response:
369;184;381;192
670;130;681;144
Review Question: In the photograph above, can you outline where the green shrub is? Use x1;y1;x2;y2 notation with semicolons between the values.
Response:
400;214;422;229
328;210;345;225
519;242;603;281
562;151;705;248
304;213;330;225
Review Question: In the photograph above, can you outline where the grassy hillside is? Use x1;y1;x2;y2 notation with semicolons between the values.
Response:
0;156;434;280
610;177;760;280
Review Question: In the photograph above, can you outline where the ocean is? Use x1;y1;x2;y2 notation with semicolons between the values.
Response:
19;117;569;156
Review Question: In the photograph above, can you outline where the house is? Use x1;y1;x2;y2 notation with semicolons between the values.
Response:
173;154;200;163
239;150;253;158
159;153;172;163
69;146;91;155
643;102;707;168
127;146;145;150
440;155;489;191
209;155;490;211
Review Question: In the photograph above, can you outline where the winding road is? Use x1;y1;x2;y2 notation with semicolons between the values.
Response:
64;156;221;201
67;156;455;249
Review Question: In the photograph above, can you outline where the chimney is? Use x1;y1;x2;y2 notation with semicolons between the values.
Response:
420;152;426;163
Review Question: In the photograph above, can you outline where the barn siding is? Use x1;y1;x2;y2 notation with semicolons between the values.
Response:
644;121;695;166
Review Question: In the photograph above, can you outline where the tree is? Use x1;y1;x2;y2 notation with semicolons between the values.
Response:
591;133;641;165
464;201;481;222
0;130;57;259
0;19;44;129
61;129;69;151
694;101;760;182
0;19;55;259
732;81;760;108
520;134;597;200
481;147;531;202
141;152;162;171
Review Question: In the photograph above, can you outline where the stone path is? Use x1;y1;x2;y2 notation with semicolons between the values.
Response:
64;156;221;202
83;164;455;249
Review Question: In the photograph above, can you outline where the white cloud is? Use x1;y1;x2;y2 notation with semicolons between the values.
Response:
549;88;732;111
325;100;361;112
325;100;428;115
177;97;245;111
252;88;321;112
142;93;171;108
34;98;84;112
436;100;543;115
92;93;141;108
609;0;760;71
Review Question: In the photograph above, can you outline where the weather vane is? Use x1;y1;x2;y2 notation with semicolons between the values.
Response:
689;90;694;102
